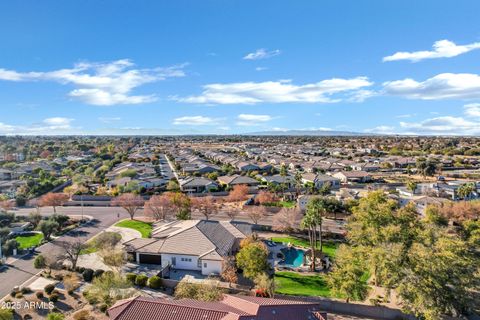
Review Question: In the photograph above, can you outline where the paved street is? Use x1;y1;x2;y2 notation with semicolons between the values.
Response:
14;205;346;234
0;205;345;298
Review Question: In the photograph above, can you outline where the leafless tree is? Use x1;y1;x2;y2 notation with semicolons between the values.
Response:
111;193;145;220
244;205;268;225
272;208;301;234
59;240;86;270
144;194;173;221
191;196;218;220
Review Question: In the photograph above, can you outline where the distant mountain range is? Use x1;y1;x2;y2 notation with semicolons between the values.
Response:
245;129;381;136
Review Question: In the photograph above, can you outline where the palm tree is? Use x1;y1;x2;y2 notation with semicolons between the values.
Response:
301;198;326;271
294;171;303;196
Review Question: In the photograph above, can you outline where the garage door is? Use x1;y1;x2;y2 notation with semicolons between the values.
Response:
139;254;162;264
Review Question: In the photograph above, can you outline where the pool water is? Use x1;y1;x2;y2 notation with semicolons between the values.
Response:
280;247;304;267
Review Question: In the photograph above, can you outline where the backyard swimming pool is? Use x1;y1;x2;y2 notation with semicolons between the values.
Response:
279;247;305;267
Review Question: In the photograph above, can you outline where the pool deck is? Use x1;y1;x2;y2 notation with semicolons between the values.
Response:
265;240;311;272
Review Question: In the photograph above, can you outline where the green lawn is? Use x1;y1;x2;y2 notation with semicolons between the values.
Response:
115;220;152;238
80;245;98;255
271;236;339;258
275;271;332;297
15;233;44;249
265;201;296;208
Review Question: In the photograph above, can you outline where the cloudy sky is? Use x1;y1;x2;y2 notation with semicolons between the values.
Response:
1;1;480;135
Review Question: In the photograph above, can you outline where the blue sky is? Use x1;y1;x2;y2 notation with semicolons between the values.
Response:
1;0;480;135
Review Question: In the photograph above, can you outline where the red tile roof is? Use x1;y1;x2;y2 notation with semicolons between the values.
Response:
108;294;327;320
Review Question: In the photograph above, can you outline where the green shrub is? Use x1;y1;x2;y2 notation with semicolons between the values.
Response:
93;269;104;278
83;291;98;305
125;273;137;284
135;274;148;287
44;284;55;295
147;276;162;289
0;308;13;320
103;270;114;278
36;291;44;299
49;293;59;302
82;268;94;282
34;255;46;269
15;292;23;299
99;303;108;313
47;312;65;320
21;287;32;294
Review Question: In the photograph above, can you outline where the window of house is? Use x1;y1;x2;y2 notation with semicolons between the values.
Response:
203;262;207;268
197;260;201;268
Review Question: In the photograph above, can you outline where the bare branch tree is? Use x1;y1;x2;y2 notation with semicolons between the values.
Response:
111;193;145;220
191;196;218;220
272;207;301;234
59;240;86;271
244;205;268;225
144;194;173;221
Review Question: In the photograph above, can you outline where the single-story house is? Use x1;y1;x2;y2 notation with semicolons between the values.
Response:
217;174;259;187
106;177;132;189
261;174;295;188
301;173;340;189
124;220;251;276
332;171;371;183
108;295;327;320
236;162;260;172
179;177;218;193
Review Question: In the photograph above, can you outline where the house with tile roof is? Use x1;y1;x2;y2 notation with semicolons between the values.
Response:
108;294;327;320
124;220;251;276
218;174;260;187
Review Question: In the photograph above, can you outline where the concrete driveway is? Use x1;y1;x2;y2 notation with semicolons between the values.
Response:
105;226;142;243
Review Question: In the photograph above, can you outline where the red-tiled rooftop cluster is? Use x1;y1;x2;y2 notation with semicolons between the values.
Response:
108;294;327;320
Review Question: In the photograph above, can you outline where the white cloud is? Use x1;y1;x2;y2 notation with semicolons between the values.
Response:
400;116;479;135
42;117;73;127
236;114;273;126
383;73;480;100
243;49;281;60
395;114;415;118
175;77;373;105
383;39;480;62
255;67;268;71
0;117;77;135
98;117;121;123
173;116;221;125
0;59;186;106
364;125;395;134
464;103;480;117
398;103;480;135
271;127;332;132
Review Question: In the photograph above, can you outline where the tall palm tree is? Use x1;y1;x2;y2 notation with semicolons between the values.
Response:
301;198;326;271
